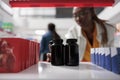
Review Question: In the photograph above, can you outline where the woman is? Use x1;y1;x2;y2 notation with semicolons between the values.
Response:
66;7;116;62
40;23;60;61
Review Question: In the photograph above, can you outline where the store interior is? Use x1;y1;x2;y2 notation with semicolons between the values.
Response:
0;0;120;79
0;0;120;43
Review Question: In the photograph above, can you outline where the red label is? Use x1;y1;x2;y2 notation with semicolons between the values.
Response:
9;0;114;7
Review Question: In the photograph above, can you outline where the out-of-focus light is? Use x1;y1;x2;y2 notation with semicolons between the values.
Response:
0;0;13;15
38;66;43;73
20;7;56;16
98;2;120;20
65;33;70;39
35;30;45;35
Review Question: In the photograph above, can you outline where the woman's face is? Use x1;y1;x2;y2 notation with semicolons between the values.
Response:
73;8;92;27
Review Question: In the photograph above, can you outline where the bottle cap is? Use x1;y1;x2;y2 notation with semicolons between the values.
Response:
67;39;77;43
53;39;63;44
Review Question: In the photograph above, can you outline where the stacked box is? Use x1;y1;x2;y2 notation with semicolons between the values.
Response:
111;47;120;74
0;38;40;73
98;48;101;66
101;48;105;68
95;48;99;66
91;47;120;74
91;48;94;64
104;48;111;71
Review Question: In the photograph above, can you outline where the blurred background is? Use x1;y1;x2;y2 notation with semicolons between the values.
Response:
0;0;120;44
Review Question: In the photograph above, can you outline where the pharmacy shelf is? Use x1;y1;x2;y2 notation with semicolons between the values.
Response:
0;28;15;36
0;62;120;80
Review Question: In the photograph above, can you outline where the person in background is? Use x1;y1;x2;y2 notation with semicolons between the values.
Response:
40;23;60;61
66;7;116;62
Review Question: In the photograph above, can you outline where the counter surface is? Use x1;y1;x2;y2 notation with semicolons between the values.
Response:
0;62;120;80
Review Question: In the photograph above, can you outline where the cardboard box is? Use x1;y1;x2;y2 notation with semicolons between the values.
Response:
0;38;23;72
0;38;39;73
111;47;120;74
101;48;105;68
91;48;95;64
105;48;111;71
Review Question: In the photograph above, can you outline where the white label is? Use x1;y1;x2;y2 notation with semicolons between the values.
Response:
91;48;94;54
95;48;98;54
98;48;101;55
101;48;103;55
104;48;110;56
111;47;117;57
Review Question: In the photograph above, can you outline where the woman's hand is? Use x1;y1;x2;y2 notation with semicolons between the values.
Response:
46;53;51;62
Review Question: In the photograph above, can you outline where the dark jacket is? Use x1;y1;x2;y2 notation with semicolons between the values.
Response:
40;31;52;54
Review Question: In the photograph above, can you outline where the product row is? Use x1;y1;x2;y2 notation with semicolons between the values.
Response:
91;47;120;74
49;39;79;66
0;38;40;73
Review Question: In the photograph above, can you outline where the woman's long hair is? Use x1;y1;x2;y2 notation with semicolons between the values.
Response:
89;7;108;45
48;23;61;40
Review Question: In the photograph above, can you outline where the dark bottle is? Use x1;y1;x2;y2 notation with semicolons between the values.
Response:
51;39;64;66
65;39;79;66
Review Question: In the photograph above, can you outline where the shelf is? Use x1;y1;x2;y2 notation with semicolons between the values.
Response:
0;28;15;36
0;62;120;80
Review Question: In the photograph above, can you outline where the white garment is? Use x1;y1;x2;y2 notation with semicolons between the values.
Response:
66;22;116;61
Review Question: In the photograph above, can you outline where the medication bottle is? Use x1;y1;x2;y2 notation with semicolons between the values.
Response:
51;39;64;66
65;39;79;66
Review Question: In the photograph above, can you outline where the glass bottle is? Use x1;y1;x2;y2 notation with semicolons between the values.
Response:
51;39;64;66
65;39;79;66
